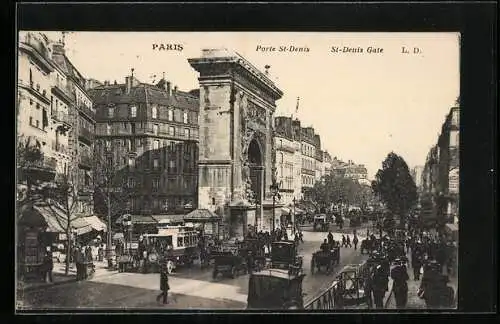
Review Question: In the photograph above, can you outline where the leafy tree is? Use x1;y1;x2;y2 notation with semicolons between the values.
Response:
372;152;418;228
41;168;84;275
305;174;366;214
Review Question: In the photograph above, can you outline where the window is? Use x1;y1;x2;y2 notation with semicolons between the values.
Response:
36;103;40;110
280;153;284;163
280;139;283;148
131;123;136;134
106;123;112;135
152;106;157;119
169;126;175;136
177;237;184;247
184;128;190;138
153;140;159;150
108;107;114;118
29;117;33;126
183;111;188;124
36;120;39;128
168;109;173;121
128;157;135;168
29;69;33;85
212;197;216;205
30;99;33;106
153;159;159;170
152;178;160;191
169;160;176;172
126;139;131;151
130;105;137;118
153;124;158;135
106;140;111;149
128;177;136;187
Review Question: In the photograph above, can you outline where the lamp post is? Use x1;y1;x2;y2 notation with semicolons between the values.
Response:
292;197;297;230
270;180;280;231
122;214;132;255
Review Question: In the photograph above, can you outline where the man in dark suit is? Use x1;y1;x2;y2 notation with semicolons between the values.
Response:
157;256;170;304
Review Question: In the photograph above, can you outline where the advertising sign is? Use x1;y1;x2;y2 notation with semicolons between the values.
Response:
448;168;459;194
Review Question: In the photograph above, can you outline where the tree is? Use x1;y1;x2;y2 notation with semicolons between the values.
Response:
40;167;84;276
92;145;132;262
372;152;418;228
305;174;365;214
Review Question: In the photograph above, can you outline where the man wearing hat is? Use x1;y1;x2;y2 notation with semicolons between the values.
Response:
371;264;389;309
156;255;170;304
391;258;409;308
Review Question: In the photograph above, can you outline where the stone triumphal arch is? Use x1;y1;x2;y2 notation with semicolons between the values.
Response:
189;49;283;238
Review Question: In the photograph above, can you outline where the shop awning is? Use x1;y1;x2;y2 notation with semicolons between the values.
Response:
184;209;222;222
115;214;158;225
445;223;458;233
32;204;67;233
83;215;107;232
281;207;291;214
152;214;185;224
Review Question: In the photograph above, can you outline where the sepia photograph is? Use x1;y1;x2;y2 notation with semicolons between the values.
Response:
16;31;460;311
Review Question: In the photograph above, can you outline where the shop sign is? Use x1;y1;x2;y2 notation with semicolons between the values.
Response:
448;169;459;194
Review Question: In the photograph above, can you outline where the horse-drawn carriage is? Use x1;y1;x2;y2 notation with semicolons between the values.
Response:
313;214;329;232
270;241;303;271
335;263;372;308
247;267;306;309
238;238;268;272
311;245;340;274
212;251;248;280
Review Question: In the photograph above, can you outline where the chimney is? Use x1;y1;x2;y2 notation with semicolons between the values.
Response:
166;81;171;96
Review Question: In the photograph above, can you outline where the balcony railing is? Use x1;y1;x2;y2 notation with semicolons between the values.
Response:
78;127;94;143
53;79;74;102
51;141;70;155
79;153;93;168
77;104;96;120
22;155;57;171
51;110;72;125
18;79;50;104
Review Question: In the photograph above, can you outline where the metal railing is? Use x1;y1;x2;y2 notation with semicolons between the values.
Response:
23;156;57;170
78;127;94;142
51;110;72;125
304;280;343;310
77;104;95;119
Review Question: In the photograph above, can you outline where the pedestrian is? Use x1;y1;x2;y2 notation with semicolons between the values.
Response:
412;251;423;280
75;246;83;281
43;246;53;283
341;235;346;248
98;244;104;262
353;235;359;250
371;264;388;309
157;257;170;304
327;231;334;246
391;259;409;308
346;235;352;248
283;231;288;241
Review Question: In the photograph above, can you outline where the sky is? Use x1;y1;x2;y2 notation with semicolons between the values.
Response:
40;31;459;180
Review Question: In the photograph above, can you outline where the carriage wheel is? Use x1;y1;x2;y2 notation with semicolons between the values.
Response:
166;260;174;274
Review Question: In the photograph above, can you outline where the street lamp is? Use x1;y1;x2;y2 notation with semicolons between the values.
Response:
270;180;281;231
122;214;132;255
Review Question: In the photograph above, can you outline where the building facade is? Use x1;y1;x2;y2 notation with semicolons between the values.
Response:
50;42;96;215
421;105;460;228
411;166;425;190
274;116;297;206
89;72;199;216
17;32;95;215
322;151;333;177
330;157;368;181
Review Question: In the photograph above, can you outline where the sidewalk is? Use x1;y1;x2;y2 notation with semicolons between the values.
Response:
385;265;426;309
17;260;118;293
